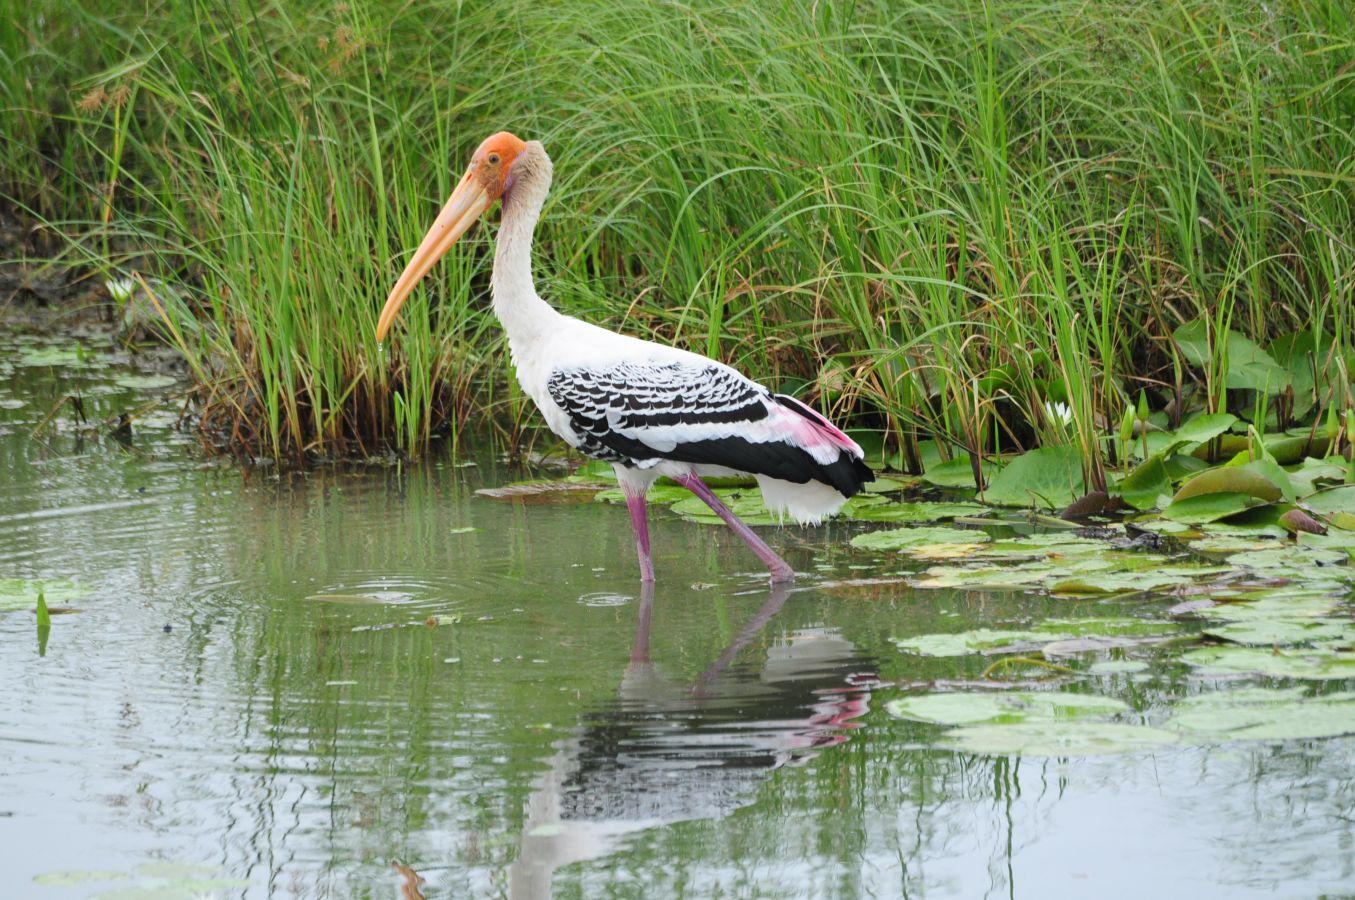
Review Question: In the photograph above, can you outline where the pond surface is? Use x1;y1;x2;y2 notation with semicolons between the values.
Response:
2;332;1353;899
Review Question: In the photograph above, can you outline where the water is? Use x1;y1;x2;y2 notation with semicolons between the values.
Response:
1;333;1353;898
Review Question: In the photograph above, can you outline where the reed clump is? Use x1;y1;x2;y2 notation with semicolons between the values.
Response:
2;0;1351;468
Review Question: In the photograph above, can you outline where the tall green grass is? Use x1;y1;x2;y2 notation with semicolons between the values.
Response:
2;0;1352;468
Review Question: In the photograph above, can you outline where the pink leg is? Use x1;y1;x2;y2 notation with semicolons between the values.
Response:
675;473;795;583
625;491;656;583
630;581;654;664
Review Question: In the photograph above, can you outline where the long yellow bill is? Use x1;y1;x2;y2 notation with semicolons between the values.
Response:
376;169;490;342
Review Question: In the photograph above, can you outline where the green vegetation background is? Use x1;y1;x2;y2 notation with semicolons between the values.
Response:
1;0;1351;468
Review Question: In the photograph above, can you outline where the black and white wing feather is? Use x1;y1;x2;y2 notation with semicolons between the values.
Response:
546;359;871;499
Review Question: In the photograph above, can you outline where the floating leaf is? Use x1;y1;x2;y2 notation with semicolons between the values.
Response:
892;617;1174;657
671;491;781;526
594;484;691;506
891;628;1037;657
1297;528;1355;555
1197;514;1287;537
1204;617;1352;646
112;374;179;390
886;691;1127;726
1205;591;1342;622
1041;635;1170;656
16;347;93;367
908;542;989;560
971;533;1109;558
1165;688;1355;741
1174;466;1285;504
1162;492;1260;524
1088;660;1149;675
1188;535;1278;554
1227;546;1348;572
1304;485;1355;517
944;721;1179;756
846;500;988;523
1049;569;1218;596
1182;645;1355;679
983;445;1086;509
851;526;990;551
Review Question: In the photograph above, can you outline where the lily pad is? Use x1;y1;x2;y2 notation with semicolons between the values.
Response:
1166;689;1355;741
112;374;179;390
851;526;990;551
16;346;95;367
967;533;1109;559
1182;645;1355;679
1173;466;1286;504
944;721;1179;756
892;617;1175;657
1227;546;1349;572
1089;660;1150;675
1204;617;1353;647
1187;535;1278;554
671;491;781;526
1304;485;1355;517
1205;592;1342;622
982;445;1085;509
906;542;989;560
1049;570;1212;596
1162;491;1260;524
1296;529;1355;556
594;484;691;506
846;500;988;523
886;691;1127;726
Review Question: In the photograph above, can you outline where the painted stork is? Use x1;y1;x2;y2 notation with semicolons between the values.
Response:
376;131;873;582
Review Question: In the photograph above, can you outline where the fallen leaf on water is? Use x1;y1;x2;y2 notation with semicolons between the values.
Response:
391;860;426;900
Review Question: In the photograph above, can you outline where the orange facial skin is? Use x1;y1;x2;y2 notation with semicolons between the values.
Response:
376;130;528;342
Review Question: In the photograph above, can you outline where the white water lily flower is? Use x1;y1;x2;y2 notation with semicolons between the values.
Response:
1044;400;1073;425
105;277;137;304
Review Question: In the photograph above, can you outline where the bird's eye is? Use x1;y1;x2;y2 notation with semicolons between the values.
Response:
487;153;500;165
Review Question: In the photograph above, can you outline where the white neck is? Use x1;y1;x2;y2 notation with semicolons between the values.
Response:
490;142;559;347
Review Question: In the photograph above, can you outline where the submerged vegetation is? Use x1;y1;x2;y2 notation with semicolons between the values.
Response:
1;0;1352;478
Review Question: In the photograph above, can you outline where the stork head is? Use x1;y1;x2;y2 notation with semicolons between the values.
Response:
376;131;528;342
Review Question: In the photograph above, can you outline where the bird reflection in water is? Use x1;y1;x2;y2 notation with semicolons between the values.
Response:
508;583;876;897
